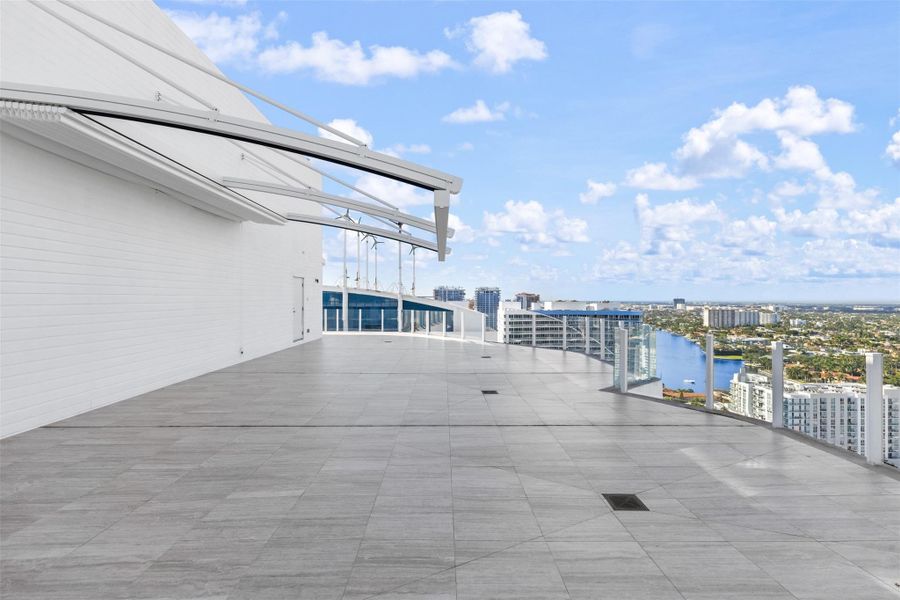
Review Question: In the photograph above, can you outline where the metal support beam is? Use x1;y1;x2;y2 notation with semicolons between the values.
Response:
0;84;462;193
434;189;450;260
223;178;451;237
865;353;884;465
284;213;442;253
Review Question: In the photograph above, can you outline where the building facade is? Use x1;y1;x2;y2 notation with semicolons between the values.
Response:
433;286;465;302
0;2;327;437
475;287;501;330
703;307;778;328
515;292;541;310
498;301;643;361
673;298;686;310
729;370;900;465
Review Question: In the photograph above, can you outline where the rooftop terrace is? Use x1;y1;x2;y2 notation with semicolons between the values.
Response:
2;336;899;599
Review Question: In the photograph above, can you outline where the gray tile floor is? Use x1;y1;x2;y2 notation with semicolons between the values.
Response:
2;335;899;599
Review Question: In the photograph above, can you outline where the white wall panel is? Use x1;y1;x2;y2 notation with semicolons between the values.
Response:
0;0;326;437
1;135;322;437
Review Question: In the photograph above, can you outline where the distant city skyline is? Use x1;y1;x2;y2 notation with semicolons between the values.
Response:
161;1;900;302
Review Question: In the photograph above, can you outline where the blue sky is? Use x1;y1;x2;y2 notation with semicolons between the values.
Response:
159;1;899;302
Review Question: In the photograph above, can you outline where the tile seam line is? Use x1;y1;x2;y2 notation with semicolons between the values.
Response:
509;463;575;599
38;423;752;429
356;500;643;600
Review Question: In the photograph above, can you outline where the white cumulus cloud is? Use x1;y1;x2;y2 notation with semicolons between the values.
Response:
257;32;456;85
446;10;547;74
447;214;476;244
674;85;854;179
382;143;431;156
635;193;723;252
579;180;617;204
351;173;431;209
886;131;900;166
801;239;900;279
718;216;777;254
166;10;278;63
442;100;510;124
624;163;699;191
483;200;589;246
318;118;373;147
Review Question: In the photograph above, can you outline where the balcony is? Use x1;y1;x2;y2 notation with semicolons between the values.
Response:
2;335;898;599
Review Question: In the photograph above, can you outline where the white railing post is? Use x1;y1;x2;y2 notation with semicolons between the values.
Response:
705;332;715;410
771;341;784;428
380;308;384;332
481;313;486;343
461;311;466;340
562;315;568;351
616;327;628;393
865;353;884;465
585;319;591;354
442;312;446;337
358;308;362;332
531;314;536;346
323;309;327;332
599;318;606;360
426;314;431;335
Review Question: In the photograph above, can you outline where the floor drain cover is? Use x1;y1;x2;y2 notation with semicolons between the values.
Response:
481;390;498;395
481;355;491;359
384;340;392;343
603;493;648;511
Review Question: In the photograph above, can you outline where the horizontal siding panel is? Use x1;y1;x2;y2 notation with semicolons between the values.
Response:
1;134;321;438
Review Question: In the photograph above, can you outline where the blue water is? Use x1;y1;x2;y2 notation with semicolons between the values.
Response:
654;330;744;392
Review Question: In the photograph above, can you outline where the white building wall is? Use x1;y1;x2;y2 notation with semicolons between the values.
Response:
0;1;323;437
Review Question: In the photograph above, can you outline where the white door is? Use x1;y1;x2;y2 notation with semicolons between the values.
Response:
293;276;305;341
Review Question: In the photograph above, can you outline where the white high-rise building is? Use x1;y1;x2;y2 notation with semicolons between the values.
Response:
703;307;777;328
498;301;643;361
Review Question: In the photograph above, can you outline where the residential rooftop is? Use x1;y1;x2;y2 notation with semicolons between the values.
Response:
2;335;898;599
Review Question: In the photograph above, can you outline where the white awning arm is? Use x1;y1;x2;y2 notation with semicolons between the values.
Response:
0;83;463;195
285;213;449;255
223;177;454;238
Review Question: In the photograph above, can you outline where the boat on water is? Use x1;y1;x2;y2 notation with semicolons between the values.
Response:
683;379;696;385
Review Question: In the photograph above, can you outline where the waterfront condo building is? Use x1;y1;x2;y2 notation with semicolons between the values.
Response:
498;300;643;361
729;369;900;466
703;306;778;328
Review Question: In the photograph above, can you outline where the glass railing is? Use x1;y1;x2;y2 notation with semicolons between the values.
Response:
612;324;657;394
322;306;493;342
723;345;897;467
